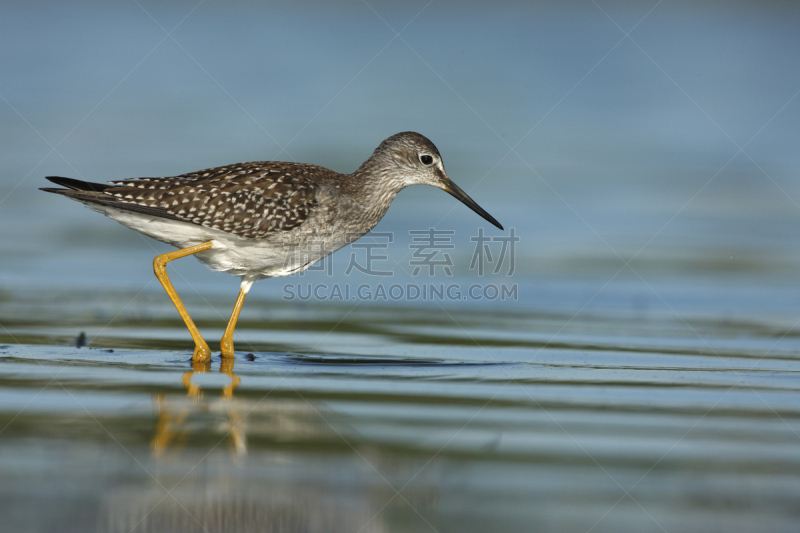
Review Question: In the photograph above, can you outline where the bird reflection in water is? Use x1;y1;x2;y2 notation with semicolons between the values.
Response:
101;359;413;532
151;358;245;458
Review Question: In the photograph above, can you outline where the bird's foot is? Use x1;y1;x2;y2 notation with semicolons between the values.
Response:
220;336;235;359
192;341;212;363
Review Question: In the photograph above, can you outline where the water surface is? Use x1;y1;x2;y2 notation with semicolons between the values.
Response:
2;274;800;532
2;1;800;531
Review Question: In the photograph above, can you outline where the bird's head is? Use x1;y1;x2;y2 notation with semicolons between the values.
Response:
365;131;503;230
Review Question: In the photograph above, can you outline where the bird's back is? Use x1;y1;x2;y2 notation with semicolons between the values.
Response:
103;161;338;239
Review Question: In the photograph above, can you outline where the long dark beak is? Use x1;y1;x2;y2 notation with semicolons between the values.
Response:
441;178;503;230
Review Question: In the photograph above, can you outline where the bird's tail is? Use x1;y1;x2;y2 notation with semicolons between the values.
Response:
41;176;111;193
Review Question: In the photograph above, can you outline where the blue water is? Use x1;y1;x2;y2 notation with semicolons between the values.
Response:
2;1;800;532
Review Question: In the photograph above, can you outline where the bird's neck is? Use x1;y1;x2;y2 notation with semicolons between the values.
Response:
347;157;406;227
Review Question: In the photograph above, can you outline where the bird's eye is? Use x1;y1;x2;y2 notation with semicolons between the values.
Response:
420;154;434;165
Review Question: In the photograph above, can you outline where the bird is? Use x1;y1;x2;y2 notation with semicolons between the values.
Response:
41;131;503;362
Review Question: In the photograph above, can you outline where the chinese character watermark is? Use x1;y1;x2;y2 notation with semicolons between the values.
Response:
409;228;455;276
470;227;518;276
345;232;394;276
280;227;518;280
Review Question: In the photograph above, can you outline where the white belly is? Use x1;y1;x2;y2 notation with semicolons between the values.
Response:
89;204;333;281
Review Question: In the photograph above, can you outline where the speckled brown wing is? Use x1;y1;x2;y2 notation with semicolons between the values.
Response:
104;162;324;239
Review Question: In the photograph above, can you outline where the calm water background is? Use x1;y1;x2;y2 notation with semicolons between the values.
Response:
1;1;800;532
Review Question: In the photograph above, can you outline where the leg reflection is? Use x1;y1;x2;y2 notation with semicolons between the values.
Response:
152;358;244;457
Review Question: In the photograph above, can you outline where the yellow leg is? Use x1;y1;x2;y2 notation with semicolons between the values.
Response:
153;241;214;362
220;289;247;358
